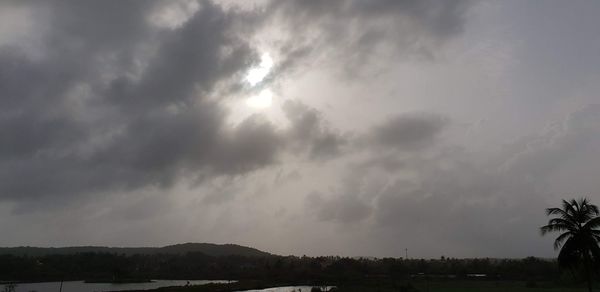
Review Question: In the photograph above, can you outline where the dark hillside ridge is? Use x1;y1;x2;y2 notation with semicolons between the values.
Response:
0;242;272;257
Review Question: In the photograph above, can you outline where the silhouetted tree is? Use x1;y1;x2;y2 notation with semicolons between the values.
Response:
541;198;600;292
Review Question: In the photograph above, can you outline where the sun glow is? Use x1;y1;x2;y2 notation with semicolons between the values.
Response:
245;53;274;87
246;89;273;109
244;52;275;110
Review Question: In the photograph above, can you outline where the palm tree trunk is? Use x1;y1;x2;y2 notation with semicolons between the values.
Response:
588;269;593;292
584;253;593;292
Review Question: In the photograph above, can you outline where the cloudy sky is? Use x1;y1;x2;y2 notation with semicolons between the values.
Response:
1;0;600;258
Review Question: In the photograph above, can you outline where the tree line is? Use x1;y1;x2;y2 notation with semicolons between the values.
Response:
0;252;571;284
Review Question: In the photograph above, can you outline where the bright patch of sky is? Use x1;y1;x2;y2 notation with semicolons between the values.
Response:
246;89;273;109
245;53;274;87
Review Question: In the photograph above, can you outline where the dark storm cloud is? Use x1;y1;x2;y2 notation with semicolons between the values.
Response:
0;0;469;205
4;0;470;204
0;0;283;203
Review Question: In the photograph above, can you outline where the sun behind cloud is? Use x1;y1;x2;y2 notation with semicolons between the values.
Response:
245;53;273;87
244;53;275;109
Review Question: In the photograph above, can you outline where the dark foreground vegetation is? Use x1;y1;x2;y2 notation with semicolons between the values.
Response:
118;278;598;292
0;250;562;283
1;250;598;291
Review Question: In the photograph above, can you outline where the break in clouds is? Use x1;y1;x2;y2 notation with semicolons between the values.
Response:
1;0;600;258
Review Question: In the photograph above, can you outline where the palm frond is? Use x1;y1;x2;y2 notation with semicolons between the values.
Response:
576;198;599;222
548;218;578;230
589;204;600;216
581;198;600;217
584;217;600;230
553;231;573;250
547;207;574;220
565;199;578;215
541;223;571;235
543;198;600;272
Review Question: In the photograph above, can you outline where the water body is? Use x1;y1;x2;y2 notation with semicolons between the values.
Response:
4;279;230;292
238;286;335;292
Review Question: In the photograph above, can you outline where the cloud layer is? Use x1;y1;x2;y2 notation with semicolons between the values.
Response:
1;0;599;259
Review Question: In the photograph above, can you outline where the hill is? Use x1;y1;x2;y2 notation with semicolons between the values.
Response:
0;243;272;257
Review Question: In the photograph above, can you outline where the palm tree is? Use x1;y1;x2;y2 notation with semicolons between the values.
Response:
541;198;600;292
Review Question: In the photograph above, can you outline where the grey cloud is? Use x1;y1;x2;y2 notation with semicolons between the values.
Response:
282;100;347;160
498;104;600;191
8;0;592;260
0;1;279;205
356;154;406;172
105;191;173;222
371;183;532;256
266;0;473;73
304;166;382;225
273;169;302;186
310;104;600;257
293;110;450;224
270;0;471;37
201;178;243;205
367;113;447;151
211;115;284;175
368;162;550;257
305;147;540;256
1;0;408;205
306;191;372;224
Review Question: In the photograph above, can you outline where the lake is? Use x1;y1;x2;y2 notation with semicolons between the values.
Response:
4;280;231;292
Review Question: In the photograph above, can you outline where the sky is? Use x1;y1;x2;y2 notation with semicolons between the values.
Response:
0;0;599;259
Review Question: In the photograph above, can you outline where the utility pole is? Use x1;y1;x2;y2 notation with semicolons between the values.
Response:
405;248;408;259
